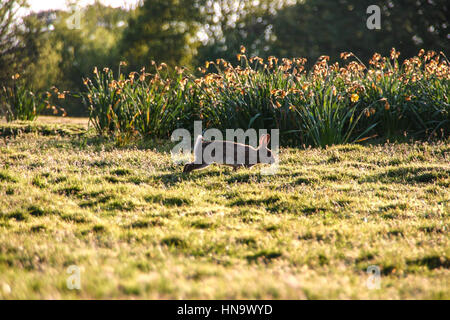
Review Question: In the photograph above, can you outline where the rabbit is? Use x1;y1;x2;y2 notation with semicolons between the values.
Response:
183;134;275;173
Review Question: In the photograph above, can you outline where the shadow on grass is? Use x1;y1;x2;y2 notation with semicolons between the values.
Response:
152;167;276;187
361;166;450;185
151;170;223;187
246;249;282;264
0;122;86;138
407;255;450;270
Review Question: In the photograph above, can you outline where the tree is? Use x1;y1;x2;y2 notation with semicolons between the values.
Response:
271;0;449;64
196;0;287;65
119;0;203;69
0;0;42;86
47;2;130;91
18;2;131;115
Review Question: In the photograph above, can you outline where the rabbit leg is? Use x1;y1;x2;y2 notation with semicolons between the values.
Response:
183;162;209;173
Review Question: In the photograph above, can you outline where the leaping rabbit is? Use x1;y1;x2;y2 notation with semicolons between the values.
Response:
183;134;275;173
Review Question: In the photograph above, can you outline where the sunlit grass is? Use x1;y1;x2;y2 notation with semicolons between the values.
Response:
0;123;448;299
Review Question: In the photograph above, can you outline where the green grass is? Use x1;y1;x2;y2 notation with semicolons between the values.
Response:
0;122;449;299
0;120;86;138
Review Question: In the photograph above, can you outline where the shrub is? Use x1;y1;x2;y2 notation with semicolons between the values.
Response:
0;74;65;122
83;48;450;146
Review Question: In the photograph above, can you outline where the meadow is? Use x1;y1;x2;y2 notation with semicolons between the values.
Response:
1;0;449;301
0;119;449;299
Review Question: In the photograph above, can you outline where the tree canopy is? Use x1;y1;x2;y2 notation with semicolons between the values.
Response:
271;0;449;64
119;0;203;70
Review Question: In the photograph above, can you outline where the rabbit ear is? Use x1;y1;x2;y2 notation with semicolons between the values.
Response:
259;134;270;147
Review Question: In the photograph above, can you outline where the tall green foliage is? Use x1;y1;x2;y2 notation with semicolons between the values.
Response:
195;0;286;64
84;49;450;146
272;0;449;64
83;64;200;142
15;3;131;115
119;0;203;70
0;76;49;122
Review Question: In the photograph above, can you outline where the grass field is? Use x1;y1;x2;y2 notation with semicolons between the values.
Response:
0;118;449;299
